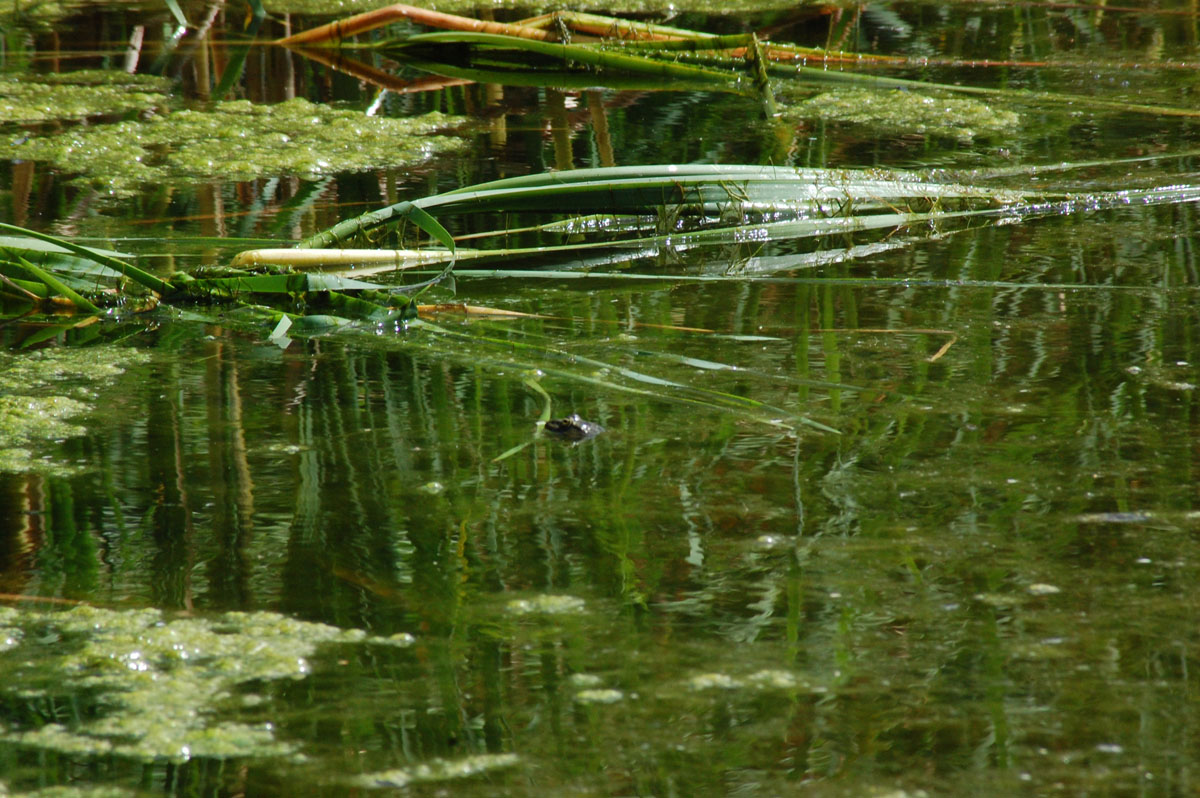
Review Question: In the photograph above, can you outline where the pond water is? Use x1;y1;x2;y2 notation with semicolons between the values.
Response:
2;2;1200;796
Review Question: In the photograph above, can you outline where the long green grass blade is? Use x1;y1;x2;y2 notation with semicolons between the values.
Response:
183;273;386;294
385;31;744;90
387;57;736;93
0;222;171;294
0;236;131;262
163;0;188;28
17;257;101;313
298;164;1038;251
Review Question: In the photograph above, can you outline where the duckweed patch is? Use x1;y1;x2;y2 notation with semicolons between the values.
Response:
0;345;149;386
3;787;140;798
351;753;521;789
784;89;1020;143
506;594;586;615
574;688;624;704
0;98;465;195
0;395;88;448
0;605;400;764
684;669;811;692
0;347;149;469
0;71;169;124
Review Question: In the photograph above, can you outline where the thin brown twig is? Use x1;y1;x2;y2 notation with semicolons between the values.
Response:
277;2;556;46
0;272;42;301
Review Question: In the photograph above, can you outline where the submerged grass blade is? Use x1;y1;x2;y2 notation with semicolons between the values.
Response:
414;318;838;433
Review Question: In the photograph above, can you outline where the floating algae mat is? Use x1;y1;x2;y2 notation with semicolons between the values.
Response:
351;754;522;790
784;88;1020;143
0;604;414;763
0;787;142;798
0;347;150;473
0;89;465;194
0;71;171;123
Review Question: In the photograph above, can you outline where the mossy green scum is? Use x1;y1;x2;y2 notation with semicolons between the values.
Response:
782;88;1020;143
0;604;411;764
0;71;170;123
0;347;150;472
0;74;465;195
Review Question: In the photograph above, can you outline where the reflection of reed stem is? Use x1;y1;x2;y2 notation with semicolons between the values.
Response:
284;45;473;93
586;91;614;168
546;89;574;171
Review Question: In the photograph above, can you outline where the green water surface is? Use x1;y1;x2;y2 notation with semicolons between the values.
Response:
1;2;1199;796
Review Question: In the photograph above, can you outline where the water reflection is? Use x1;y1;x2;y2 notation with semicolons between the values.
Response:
0;196;1197;793
3;1;1200;796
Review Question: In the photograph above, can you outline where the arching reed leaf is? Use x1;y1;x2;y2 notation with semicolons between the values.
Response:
181;273;386;295
299;164;1039;254
382;31;745;92
0;222;171;294
0;236;131;263
15;257;101;314
375;57;738;93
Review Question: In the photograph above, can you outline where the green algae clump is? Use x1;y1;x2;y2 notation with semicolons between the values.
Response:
0;71;169;124
0;395;88;447
784;89;1020;143
2;786;140;798
506;594;586;615
0;605;392;764
0;347;150;471
351;753;521;788
0;96;464;195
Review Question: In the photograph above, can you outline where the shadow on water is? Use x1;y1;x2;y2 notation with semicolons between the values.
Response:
1;1;1200;796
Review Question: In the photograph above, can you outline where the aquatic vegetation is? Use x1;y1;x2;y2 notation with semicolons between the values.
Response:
0;94;464;194
2;787;140;798
684;669;808;692
568;673;605;688
281;3;1200;130
0;345;149;385
506;594;586;615
5;2;1200;797
351;753;521;788
264;0;819;16
0;394;88;447
574;688;625;704
0;347;149;471
783;88;1021;143
0;71;170;123
0;605;408;763
6;158;1200;436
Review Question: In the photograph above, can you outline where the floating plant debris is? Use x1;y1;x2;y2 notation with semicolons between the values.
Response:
506;594;587;615
784;89;1020;143
350;753;521;789
0;605;402;763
